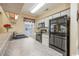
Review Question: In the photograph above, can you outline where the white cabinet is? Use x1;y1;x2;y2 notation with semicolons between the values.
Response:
61;9;70;17
42;34;49;47
45;16;52;27
53;13;60;18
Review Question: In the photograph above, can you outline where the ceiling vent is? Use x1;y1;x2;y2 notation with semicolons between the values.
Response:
44;8;49;11
0;12;1;14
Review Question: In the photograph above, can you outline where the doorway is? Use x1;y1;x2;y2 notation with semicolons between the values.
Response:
24;18;35;37
24;22;34;36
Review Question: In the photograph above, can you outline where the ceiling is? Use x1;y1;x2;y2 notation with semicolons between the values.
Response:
0;3;69;17
21;3;67;16
0;3;24;14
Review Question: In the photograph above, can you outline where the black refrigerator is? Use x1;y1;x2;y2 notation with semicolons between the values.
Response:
49;15;70;56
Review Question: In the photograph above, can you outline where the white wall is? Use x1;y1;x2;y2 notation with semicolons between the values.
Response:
70;3;78;56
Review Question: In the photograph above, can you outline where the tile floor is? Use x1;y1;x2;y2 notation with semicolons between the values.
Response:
4;37;62;56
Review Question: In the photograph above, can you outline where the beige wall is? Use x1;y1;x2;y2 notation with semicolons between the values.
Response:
0;6;11;33
0;6;25;34
14;14;25;34
0;13;2;33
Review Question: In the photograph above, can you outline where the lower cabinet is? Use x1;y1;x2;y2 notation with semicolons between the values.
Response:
55;36;67;51
42;34;49;47
49;34;67;55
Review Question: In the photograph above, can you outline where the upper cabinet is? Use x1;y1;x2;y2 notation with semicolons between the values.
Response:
53;13;60;18
44;16;52;27
61;9;70;17
36;9;70;30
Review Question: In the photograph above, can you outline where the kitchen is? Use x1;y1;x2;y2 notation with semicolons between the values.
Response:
0;3;78;56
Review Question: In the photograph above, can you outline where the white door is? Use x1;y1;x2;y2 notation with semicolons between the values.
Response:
24;22;34;36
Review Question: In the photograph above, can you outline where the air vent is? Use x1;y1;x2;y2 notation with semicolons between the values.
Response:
0;12;1;14
44;8;48;11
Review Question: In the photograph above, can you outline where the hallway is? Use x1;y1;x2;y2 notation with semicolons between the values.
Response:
4;37;62;56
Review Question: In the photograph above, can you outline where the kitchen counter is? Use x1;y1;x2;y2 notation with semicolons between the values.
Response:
0;32;13;56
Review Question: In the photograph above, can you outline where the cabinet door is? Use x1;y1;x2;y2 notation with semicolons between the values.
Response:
62;39;67;51
61;9;70;17
53;13;60;18
49;34;55;45
51;20;56;24
42;34;49;47
55;36;67;51
55;36;62;48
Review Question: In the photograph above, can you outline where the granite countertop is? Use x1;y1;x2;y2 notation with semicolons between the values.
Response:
0;32;12;52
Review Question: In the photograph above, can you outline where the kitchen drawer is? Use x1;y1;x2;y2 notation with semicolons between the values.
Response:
42;37;49;40
42;38;49;46
42;35;49;38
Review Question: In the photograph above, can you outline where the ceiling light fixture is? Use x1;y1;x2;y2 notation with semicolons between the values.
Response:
15;15;19;20
31;3;45;13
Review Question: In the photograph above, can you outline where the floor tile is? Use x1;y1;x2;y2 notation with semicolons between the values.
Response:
4;37;62;56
